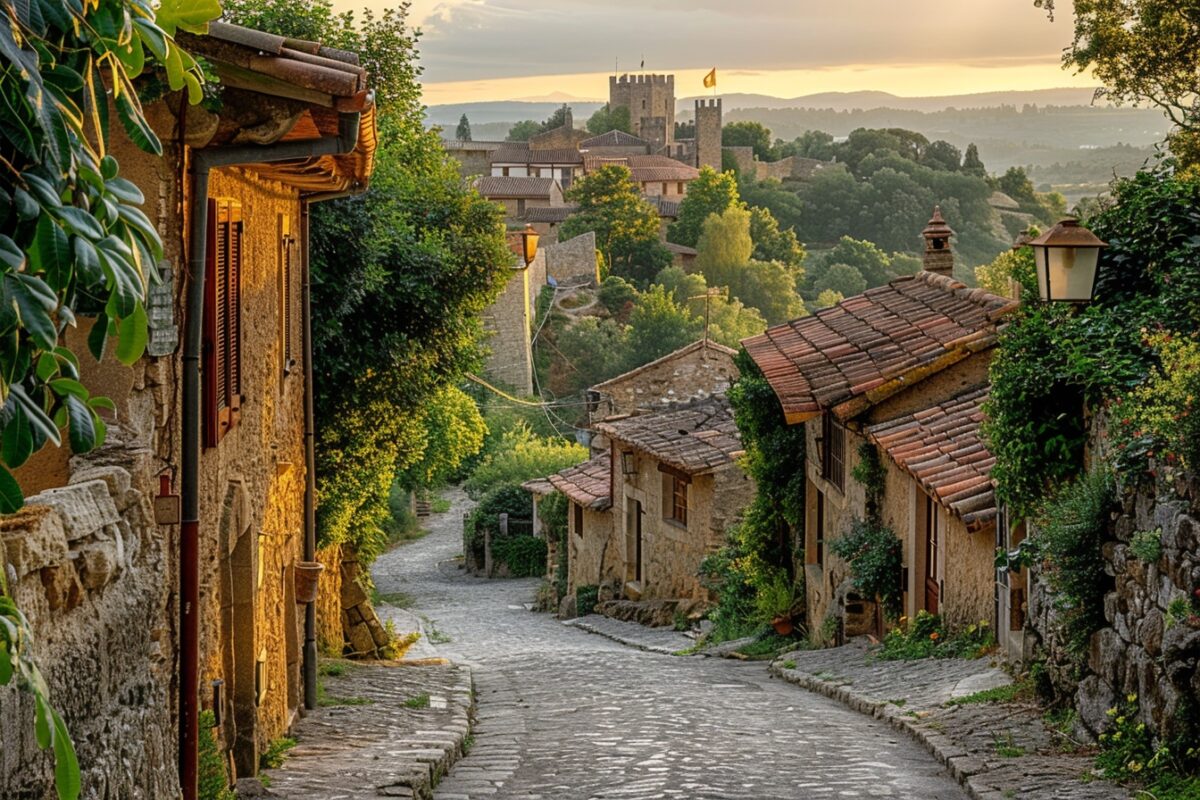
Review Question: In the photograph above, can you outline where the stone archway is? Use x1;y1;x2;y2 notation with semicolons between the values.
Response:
218;480;259;779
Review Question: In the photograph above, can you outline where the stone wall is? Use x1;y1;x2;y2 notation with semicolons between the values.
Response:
609;74;675;145
566;503;621;596
0;444;177;799
543;231;599;286
1031;476;1200;745
591;340;738;423
723;146;755;177
694;99;722;171
481;248;548;395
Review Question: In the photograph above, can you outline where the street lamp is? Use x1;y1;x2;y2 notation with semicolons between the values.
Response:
521;223;540;267
1028;219;1107;303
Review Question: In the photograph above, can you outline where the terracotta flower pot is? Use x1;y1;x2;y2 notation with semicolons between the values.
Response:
294;561;325;604
772;614;794;636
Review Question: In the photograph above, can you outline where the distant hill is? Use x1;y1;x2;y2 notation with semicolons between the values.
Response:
674;88;1106;114
425;101;605;127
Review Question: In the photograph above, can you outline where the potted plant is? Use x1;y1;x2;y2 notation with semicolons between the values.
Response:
757;574;796;636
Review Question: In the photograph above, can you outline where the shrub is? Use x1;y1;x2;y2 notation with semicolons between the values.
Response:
199;711;235;800
1129;528;1163;563
576;585;599;616
876;611;994;661
463;425;587;499
491;535;547;578
1030;468;1115;658
830;518;903;619
699;530;765;643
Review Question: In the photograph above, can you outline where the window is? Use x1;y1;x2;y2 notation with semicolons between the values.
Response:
502;166;510;177
676;182;684;194
516;198;526;215
821;414;846;492
573;502;583;536
661;182;668;195
659;465;690;527
278;215;296;385
203;198;243;447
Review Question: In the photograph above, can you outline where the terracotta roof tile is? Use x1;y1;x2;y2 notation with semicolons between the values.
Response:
580;130;652;148
490;148;583;165
742;271;1016;422
521;205;577;223
867;386;996;530
548;454;612;510
596;396;743;475
583;154;700;183
474;176;558;199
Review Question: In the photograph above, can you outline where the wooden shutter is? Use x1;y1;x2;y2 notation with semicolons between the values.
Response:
203;199;243;447
283;235;294;376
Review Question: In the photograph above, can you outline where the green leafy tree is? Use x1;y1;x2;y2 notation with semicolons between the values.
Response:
395;386;486;489
734;261;805;325
921;140;962;172
463;424;588;499
623;285;703;368
655;267;768;347
668;166;741;247
815;289;845;309
723;121;775;161
814;263;867;298
777;130;836;161
456;113;472;141
597;275;638;319
555;316;630;393
974;247;1037;298
540;104;572;133
695;205;754;289
507;120;540;141
816;236;894;288
748;206;806;271
889;251;923;277
586;104;632;135
962;143;987;178
560;165;671;285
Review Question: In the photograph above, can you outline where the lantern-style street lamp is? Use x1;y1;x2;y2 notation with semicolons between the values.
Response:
1028;219;1107;303
521;223;540;267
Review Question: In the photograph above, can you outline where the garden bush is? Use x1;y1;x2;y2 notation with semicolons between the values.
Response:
491;535;548;578
830;518;903;619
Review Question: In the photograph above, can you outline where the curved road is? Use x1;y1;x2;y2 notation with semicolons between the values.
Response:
372;489;967;800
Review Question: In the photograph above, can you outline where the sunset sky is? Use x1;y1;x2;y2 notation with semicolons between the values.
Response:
332;0;1094;105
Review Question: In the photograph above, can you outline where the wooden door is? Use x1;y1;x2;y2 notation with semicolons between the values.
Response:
634;500;643;582
924;494;940;614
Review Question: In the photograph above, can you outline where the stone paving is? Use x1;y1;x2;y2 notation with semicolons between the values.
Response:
564;614;695;655
259;658;473;799
372;488;967;799
771;641;1132;800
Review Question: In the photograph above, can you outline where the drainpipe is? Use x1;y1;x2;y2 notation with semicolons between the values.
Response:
181;111;361;800
297;187;354;711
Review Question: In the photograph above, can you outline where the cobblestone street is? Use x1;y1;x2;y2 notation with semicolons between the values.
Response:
370;489;968;799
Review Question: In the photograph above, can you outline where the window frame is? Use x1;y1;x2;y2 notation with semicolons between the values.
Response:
203;198;243;448
821;414;846;492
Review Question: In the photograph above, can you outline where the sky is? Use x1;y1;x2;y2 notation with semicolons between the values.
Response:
332;0;1094;105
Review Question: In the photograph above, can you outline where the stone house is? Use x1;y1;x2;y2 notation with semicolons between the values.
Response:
443;138;514;177
524;454;620;598
3;21;376;796
596;397;755;604
579;129;655;157
474;175;565;221
481;237;549;395
742;211;1016;636
488;147;582;189
588;339;738;441
583;154;700;199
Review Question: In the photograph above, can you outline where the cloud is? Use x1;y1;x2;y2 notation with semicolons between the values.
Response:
411;0;1075;83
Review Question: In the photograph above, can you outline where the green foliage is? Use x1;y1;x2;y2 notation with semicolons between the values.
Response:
754;572;797;620
1029;469;1115;658
560;165;672;285
921;140;962;172
722;121;774;161
962;143;987;178
395;386;487;490
586;104;631;135
239;0;509;565
539;105;571;133
694;206;804;325
748;206;806;271
944;679;1030;706
622;285;703;368
1094;693;1200;797
464;484;532;565
657;268;767;348
815;289;844;309
1111;333;1200;480
491;535;547;578
995;166;1065;223
198;711;235;800
1129;528;1163;563
974;247;1038;299
456;114;471;142
851;442;886;523
830;519;903;618
403;693;430;709
814;263;866;298
463;424;586;499
699;530;767;642
506;120;540;141
576;585;599;616
597;275;638;318
876;611;994;661
668;167;740;248
259;737;296;770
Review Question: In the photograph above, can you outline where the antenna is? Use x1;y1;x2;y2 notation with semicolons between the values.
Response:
687;287;728;343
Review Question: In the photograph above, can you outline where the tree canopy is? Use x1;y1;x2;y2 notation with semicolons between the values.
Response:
456;113;472;141
587;104;632;135
507;120;540;141
723;121;774;161
668;166;740;247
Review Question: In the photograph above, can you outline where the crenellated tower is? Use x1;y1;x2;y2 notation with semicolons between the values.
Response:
609;73;675;150
694;98;722;170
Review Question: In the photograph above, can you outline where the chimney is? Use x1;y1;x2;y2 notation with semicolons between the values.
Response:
921;205;955;276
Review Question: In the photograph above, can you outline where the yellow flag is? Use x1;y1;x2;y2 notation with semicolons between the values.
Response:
703;68;716;89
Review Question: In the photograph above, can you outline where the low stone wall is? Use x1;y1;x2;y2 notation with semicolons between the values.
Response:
0;445;176;799
312;543;392;659
315;542;344;655
1030;476;1200;745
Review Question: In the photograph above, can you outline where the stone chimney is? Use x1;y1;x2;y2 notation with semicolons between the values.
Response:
921;205;955;276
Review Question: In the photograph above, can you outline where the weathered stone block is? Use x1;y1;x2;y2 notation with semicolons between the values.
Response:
341;577;368;608
29;480;120;542
77;540;121;589
1138;608;1164;657
68;465;132;501
40;563;83;611
1075;674;1115;736
0;509;68;578
347;622;376;655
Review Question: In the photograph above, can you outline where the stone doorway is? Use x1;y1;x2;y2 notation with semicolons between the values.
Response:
218;481;259;779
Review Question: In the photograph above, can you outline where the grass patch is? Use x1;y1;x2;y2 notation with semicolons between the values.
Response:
945;679;1030;706
404;693;430;709
734;633;798;660
462;734;475;755
431;497;451;514
994;732;1026;758
781;659;796;670
375;591;415;608
887;698;907;707
418;614;451;644
259;737;296;770
318;660;352;677
316;678;373;707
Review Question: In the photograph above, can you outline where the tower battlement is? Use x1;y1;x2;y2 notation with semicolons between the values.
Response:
610;73;674;88
695;98;722;110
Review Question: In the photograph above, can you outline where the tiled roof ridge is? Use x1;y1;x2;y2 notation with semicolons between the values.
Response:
595;395;743;475
905;270;1018;319
590;339;736;391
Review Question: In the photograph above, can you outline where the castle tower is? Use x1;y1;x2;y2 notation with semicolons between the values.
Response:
609;73;675;148
694;98;722;171
921;206;955;276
